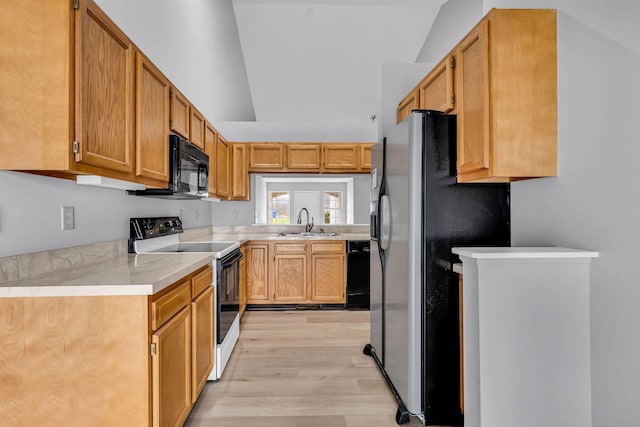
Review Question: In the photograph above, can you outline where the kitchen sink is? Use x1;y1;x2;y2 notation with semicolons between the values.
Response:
277;232;341;238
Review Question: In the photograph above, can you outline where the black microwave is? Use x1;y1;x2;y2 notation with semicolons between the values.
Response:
128;135;209;199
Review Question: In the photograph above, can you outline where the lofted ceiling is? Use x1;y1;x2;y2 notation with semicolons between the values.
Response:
232;0;446;123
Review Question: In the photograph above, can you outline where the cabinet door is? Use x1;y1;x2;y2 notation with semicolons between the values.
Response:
191;287;214;403
249;144;285;171
231;144;250;201
216;135;230;199
75;0;134;174
419;55;455;113
135;51;169;184
204;122;217;197
239;246;247;317
246;244;270;303
323;145;358;171
310;242;345;303
358;144;372;171
170;87;190;140
286;144;321;171
152;307;191;427
397;88;419;124
189;107;205;150
456;21;490;176
274;255;307;302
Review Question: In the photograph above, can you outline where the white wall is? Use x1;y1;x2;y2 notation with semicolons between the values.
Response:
0;1;256;257
418;0;640;425
95;0;255;122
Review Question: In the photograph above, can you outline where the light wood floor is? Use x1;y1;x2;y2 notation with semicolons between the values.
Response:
185;310;423;427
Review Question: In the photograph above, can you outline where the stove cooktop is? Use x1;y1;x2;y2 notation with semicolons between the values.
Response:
148;242;238;254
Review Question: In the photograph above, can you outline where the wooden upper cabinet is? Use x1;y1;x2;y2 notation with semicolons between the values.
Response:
204;122;217;197
216;135;230;199
419;55;455;113
170;87;190;140
286;144;321;171
189;107;205;150
231;143;250;201
249;143;285;171
358;144;372;171
75;0;134;175
135;51;169;185
323;144;358;171
397;88;419;124
456;9;557;183
456;21;490;178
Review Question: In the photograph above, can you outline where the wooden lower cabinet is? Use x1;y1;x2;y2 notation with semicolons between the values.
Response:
245;240;345;305
152;307;192;427
310;243;346;302
239;244;248;318
191;286;214;404
273;243;307;302
0;264;214;426
245;243;270;302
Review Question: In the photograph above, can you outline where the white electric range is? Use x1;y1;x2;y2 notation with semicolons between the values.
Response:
130;216;242;380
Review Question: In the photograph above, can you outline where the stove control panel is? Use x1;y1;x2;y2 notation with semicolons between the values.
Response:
130;216;184;241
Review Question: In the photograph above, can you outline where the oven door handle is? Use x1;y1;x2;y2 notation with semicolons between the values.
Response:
220;250;243;268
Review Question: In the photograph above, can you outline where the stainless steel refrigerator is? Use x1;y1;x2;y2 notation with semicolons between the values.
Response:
365;111;510;425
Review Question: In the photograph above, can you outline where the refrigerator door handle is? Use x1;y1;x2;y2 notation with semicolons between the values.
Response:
380;194;391;251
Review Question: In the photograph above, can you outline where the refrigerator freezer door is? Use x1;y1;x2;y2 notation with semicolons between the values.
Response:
369;140;385;364
383;113;423;416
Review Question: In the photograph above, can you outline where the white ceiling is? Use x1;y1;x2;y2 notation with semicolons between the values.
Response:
232;0;446;123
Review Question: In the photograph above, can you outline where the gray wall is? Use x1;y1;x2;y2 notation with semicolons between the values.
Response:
0;171;211;257
0;0;255;257
419;0;640;425
211;174;371;225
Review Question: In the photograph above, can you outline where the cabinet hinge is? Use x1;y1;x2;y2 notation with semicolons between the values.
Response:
169;118;173;128
72;140;80;154
72;0;79;10
150;343;157;356
450;56;456;68
451;94;456;104
169;88;173;98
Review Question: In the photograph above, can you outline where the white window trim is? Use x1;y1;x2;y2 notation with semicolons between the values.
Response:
255;175;354;224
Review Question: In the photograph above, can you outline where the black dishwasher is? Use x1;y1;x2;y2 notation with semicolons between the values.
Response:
346;240;370;309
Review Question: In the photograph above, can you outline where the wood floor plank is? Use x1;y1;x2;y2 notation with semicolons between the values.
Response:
186;310;410;426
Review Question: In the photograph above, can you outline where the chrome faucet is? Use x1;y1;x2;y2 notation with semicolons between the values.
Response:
296;208;314;233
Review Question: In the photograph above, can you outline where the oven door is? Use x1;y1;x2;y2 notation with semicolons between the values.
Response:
216;249;243;344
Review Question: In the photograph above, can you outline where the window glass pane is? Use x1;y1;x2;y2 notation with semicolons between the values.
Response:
269;191;290;224
323;191;343;224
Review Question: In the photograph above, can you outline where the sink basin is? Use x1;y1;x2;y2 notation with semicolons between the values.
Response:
277;232;341;238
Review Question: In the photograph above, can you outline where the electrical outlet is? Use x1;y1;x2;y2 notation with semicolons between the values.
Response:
61;206;74;230
233;210;239;219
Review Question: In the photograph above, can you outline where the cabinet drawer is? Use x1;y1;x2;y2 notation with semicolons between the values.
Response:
274;243;307;254
152;280;191;331
311;242;344;254
192;266;213;298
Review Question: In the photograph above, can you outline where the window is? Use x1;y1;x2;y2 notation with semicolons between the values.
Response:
268;191;290;224
255;176;355;224
323;191;343;224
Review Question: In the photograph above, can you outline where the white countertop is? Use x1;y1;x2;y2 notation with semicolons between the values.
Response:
0;253;213;298
452;247;599;259
186;232;371;243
